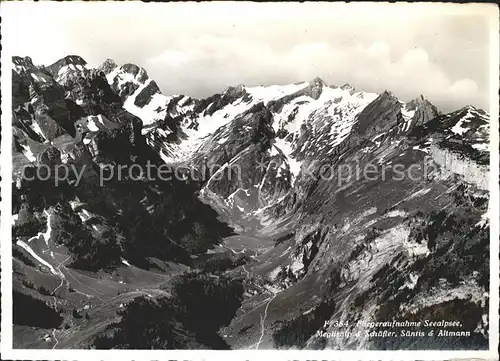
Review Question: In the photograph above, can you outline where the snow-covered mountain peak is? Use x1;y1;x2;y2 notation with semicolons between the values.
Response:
461;104;487;116
48;55;87;69
44;55;90;85
92;59;486;178
106;63;150;88
223;84;245;94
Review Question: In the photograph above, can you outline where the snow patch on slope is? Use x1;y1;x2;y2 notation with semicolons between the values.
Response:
245;82;308;102
451;108;475;135
159;97;256;163
275;137;301;183
271;86;378;165
16;240;57;274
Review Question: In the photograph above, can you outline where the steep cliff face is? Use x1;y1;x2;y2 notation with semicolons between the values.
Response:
12;57;69;143
218;86;490;349
98;58;118;75
222;116;490;350
194;103;293;214
430;143;489;190
409;105;489;165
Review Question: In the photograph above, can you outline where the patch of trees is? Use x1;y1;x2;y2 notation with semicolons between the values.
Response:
13;291;63;329
13;247;37;267
408;209;489;289
192;252;248;273
52;204;122;271
74;171;233;268
12;178;75;214
273;232;295;246
272;298;336;349
92;272;244;349
12;215;45;241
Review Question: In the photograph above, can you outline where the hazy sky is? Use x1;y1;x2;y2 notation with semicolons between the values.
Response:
3;2;497;112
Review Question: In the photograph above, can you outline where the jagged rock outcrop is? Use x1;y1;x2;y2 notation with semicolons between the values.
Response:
12;54;234;270
339;83;356;94
406;94;440;127
45;55;88;80
200;85;252;117
106;63;150;100
98;58;118;75
267;77;325;113
12;70;30;107
134;80;161;108
196;103;292;209
354;90;403;138
12;56;36;74
13;59;71;141
121;63;149;83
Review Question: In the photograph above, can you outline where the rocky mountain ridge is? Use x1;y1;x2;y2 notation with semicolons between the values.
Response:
10;55;491;350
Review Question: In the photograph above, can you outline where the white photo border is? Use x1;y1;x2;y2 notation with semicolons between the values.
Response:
1;2;498;360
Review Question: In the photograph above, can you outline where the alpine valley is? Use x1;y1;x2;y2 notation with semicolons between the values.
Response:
11;55;491;350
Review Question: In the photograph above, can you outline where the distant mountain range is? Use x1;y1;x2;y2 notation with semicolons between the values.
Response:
11;55;490;350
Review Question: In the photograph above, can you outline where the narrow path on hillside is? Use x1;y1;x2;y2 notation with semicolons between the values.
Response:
244;286;279;350
51;255;72;310
242;265;250;278
254;290;277;349
51;329;59;350
221;228;284;350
